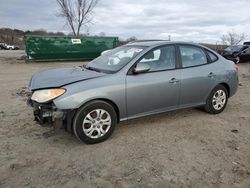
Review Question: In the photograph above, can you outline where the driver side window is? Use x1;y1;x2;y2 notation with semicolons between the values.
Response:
137;45;176;72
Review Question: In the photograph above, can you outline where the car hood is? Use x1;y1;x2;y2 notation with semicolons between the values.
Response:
29;66;106;90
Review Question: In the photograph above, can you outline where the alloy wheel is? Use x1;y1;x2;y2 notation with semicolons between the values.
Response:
212;90;226;110
82;109;112;139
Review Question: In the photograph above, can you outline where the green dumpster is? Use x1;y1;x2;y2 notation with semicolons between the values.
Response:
24;35;119;61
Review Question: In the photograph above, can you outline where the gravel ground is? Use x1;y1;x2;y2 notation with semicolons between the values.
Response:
0;50;250;188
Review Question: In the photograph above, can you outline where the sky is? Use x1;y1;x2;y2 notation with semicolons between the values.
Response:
0;0;250;43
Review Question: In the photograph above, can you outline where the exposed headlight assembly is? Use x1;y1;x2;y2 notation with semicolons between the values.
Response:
31;88;66;103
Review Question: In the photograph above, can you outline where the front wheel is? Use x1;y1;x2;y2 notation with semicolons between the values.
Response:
205;85;228;114
73;100;117;144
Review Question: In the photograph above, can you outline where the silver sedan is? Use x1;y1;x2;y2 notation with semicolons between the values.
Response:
28;41;238;144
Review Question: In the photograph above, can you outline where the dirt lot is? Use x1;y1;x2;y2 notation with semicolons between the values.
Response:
0;50;250;188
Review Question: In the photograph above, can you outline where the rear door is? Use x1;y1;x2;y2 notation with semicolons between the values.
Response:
126;45;181;118
178;45;217;107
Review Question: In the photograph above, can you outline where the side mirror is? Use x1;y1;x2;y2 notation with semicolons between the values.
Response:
133;63;150;74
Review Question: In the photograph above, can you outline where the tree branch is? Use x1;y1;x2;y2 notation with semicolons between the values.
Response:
56;0;98;36
221;30;246;46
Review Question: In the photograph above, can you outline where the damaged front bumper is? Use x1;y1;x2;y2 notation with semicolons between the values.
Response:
27;97;75;132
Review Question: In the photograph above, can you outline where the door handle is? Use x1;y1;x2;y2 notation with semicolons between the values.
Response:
169;78;179;83
208;72;215;78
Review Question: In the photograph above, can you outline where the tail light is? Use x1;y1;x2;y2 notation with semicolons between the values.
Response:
233;63;238;71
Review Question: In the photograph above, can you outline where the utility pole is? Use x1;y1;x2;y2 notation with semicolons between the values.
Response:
168;35;171;41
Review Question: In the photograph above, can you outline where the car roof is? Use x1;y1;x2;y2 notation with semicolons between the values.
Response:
125;40;202;47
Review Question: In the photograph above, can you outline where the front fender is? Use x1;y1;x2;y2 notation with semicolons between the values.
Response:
53;73;127;120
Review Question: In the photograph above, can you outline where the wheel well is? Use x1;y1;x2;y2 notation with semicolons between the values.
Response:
219;83;230;96
82;98;120;123
68;99;120;133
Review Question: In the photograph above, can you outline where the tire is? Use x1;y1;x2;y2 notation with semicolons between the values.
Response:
204;84;228;114
73;100;117;144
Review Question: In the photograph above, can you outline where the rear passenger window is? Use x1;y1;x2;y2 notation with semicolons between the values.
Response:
206;50;218;62
180;46;207;68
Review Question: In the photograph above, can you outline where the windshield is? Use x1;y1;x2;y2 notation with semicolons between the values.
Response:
86;46;146;73
224;45;243;52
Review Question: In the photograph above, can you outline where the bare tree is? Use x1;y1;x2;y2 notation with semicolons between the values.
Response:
56;0;99;36
221;30;246;46
126;36;137;42
99;32;106;37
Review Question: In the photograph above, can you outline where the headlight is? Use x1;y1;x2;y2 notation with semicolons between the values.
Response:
31;88;66;103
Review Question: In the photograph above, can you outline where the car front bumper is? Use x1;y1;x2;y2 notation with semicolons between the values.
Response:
27;97;76;132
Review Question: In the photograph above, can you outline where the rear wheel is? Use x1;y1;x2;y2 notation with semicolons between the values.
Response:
73;100;117;144
205;85;228;114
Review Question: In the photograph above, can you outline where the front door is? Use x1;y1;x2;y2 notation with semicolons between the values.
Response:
126;45;181;119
